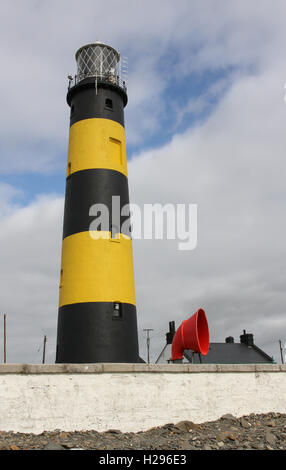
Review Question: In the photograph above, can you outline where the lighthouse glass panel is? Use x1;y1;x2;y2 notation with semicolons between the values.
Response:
76;44;119;82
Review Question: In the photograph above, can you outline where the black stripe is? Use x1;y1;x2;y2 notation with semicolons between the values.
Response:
56;302;139;363
68;83;125;127
63;169;131;239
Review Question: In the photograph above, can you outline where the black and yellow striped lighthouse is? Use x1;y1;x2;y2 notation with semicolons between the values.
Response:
56;42;140;363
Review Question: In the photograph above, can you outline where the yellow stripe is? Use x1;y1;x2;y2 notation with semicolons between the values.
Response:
59;231;136;307
67;118;128;178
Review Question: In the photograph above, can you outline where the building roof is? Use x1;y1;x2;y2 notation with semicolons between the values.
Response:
156;342;273;364
184;342;273;364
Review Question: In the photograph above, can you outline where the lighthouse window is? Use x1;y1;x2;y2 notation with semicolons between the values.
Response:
105;98;113;109
113;302;123;320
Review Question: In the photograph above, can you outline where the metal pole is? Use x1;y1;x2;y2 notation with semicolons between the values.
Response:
4;314;6;364
42;335;47;364
279;340;284;364
143;329;154;364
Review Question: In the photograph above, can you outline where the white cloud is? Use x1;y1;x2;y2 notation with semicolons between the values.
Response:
0;182;23;218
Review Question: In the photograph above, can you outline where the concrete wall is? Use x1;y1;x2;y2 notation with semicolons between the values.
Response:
0;363;285;434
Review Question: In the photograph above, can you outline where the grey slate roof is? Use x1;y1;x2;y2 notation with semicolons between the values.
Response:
155;341;274;364
184;342;273;364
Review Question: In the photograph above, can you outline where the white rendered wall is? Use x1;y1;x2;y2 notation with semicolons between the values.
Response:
0;364;285;434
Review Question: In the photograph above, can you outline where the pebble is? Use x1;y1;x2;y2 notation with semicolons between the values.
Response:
220;413;236;421
43;442;66;451
175;421;198;432
240;417;251;428
265;431;276;446
0;442;10;450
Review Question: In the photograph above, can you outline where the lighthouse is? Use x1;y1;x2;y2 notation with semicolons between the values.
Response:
56;42;140;363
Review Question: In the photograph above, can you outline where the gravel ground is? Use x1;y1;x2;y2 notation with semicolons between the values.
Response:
0;412;285;450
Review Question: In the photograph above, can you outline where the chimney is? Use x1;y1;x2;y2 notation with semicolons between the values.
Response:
240;329;254;346
166;321;176;344
225;336;234;343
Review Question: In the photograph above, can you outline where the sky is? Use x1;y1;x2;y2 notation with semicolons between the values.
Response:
0;0;285;364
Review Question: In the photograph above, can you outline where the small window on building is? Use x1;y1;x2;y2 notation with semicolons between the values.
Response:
113;302;123;320
105;98;113;109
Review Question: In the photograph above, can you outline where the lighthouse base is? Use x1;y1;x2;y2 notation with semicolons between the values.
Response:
56;302;140;363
